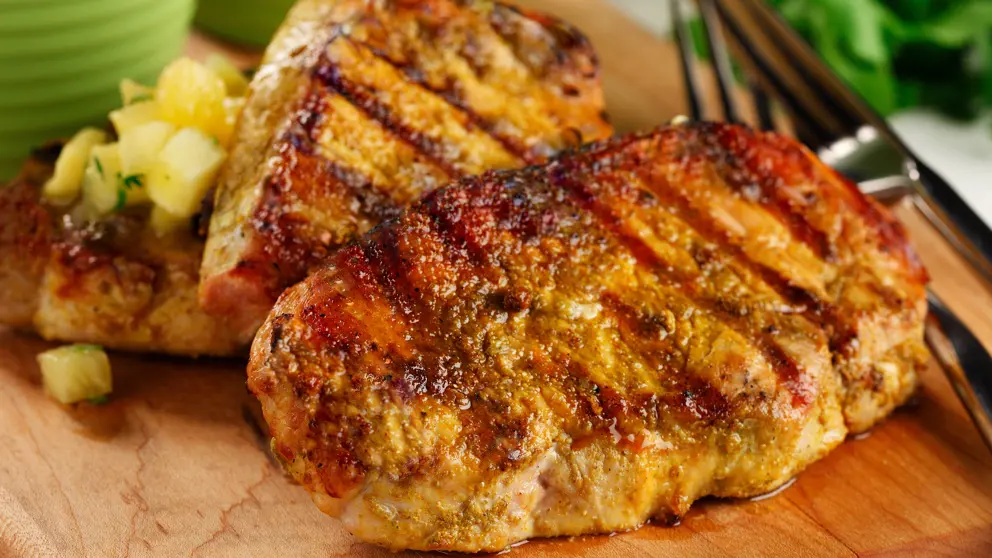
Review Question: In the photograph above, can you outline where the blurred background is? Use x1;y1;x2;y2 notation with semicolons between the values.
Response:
616;0;992;225
1;0;989;222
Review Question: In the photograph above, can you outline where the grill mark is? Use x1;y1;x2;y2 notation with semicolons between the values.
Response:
321;154;404;223
633;166;827;316
420;173;554;269
624;170;818;405
529;351;652;444
545;165;666;271
355;227;476;403
360;228;426;328
414;180;706;440
634;132;918;391
367;46;539;164
686;124;833;260
282;88;327;157
313;48;464;178
256;86;408;293
253;171;328;294
305;245;422;376
347;0;555;163
546;165;811;406
488;3;598;80
289;86;404;222
823;165;928;284
255;145;356;294
601;294;732;420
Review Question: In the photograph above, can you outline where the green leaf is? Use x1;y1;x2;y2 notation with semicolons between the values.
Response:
87;395;109;405
770;0;992;121
114;189;127;211
830;0;893;66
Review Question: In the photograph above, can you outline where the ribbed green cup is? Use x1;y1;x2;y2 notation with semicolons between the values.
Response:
194;0;296;48
0;0;195;181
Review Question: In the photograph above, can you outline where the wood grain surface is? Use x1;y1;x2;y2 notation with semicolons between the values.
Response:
3;1;992;556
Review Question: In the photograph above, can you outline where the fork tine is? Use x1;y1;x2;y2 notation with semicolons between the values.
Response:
697;0;740;123
751;82;774;131
670;0;703;121
710;0;838;149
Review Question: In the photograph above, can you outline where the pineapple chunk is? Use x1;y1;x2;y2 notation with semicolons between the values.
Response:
37;344;113;405
81;143;124;214
206;54;249;96
109;101;160;136
81;144;150;214
146;127;226;217
119;120;175;176
149;205;189;237
218;97;246;148
42;128;109;203
120;78;154;106
157;58;228;141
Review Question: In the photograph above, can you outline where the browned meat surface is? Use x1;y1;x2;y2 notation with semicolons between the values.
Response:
249;122;930;552
0;147;244;357
199;0;613;342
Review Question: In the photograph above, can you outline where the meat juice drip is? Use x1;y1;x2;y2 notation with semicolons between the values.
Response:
852;430;873;441
748;476;798;502
494;539;530;555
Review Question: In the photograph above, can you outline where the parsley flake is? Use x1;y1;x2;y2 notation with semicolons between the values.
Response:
121;174;144;190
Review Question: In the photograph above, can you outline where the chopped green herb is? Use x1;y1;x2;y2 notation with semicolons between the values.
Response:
114;189;127;211
120;174;144;190
72;344;103;352
128;93;153;105
87;395;109;405
93;156;104;177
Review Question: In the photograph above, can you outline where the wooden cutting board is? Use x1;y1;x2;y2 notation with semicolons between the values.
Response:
3;1;992;556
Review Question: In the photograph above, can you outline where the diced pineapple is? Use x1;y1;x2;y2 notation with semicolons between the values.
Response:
217;97;246;148
156;58;228;141
80;143;150;215
42;128;109;203
149;205;189;237
109;101;160;136
37;344;113;405
119;120;175;176
146;127;226;217
81;143;124;214
120;78;154;106
206;54;249;96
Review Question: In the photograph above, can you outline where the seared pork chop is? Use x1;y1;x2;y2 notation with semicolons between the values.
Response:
199;0;613;341
0;146;243;357
249;122;929;552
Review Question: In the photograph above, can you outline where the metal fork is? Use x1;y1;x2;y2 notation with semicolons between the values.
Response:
670;0;992;452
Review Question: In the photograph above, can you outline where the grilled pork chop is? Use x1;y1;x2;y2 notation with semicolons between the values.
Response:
249;122;929;552
0;146;243;357
199;0;613;342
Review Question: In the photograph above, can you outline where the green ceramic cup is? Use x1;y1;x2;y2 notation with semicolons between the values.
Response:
0;0;195;181
194;0;296;48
